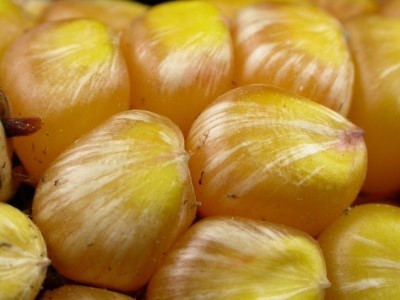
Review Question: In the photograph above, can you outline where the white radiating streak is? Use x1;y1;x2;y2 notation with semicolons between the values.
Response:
322;64;351;114
157;32;232;97
273;51;303;83
342;278;387;293
296;165;325;187
28;25;121;113
158;46;231;97
190;100;349;142
34;111;194;277
30;43;82;61
234;3;353;115
243;43;281;78
339;232;400;293
379;62;400;80
189;98;354;196
37;111;187;222
156;218;329;299
350;234;387;250
365;257;400;271
207;139;337;196
235;6;283;44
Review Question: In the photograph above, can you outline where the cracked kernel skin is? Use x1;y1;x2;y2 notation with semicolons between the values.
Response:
187;84;367;236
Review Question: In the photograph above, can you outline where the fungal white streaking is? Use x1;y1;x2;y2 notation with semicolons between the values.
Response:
235;8;282;44
273;52;304;83
30;45;119;113
63;148;187;253
208;140;337;196
296;164;325;187
30;44;83;61
69;61;112;104
0;263;45;284
164;220;327;299
0;254;47;268
297;57;319;80
350;234;387;250
202;139;253;174
149;25;179;45
158;50;197;93
379;62;400;80
116;110;164;123
0;237;43;259
1;218;45;259
198;107;346;138
314;66;335;93
159;130;181;148
243;43;280;78
0;216;21;237
158;43;231;96
365;257;400;271
341;278;387;292
325;65;353;113
39;121;183;193
202;135;277;180
307;23;333;34
293;57;318;92
155;29;232;86
38;141;141;197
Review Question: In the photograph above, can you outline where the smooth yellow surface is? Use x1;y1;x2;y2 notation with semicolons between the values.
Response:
0;0;22;23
